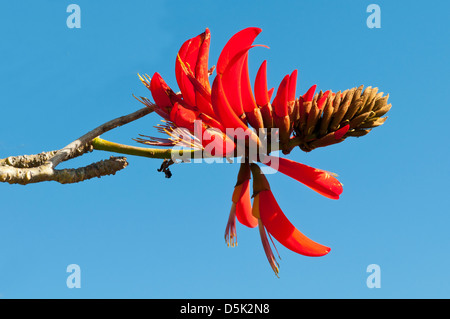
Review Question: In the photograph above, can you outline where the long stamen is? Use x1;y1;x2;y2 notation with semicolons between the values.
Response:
225;203;238;247
258;219;279;277
267;229;281;260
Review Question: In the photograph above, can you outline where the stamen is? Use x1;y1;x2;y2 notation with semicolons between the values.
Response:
225;203;238;247
133;134;176;147
136;119;203;149
137;73;152;91
317;169;339;178
267;230;281;260
258;219;279;277
132;94;155;109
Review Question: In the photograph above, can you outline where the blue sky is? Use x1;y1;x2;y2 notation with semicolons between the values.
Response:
0;0;449;298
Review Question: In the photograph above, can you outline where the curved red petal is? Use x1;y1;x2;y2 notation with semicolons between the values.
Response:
220;60;244;116
196;92;215;118
201;127;236;157
263;156;343;200
288;69;298;102
317;90;330;109
216;27;262;75
216;28;262;116
175;40;191;86
334;124;350;140
183;35;202;67
235;179;258;228
194;29;216;118
267;87;275;101
169;102;198;131
176;55;216;118
272;75;290;117
303;84;317;102
175;38;200;106
211;75;250;132
241;53;258;113
259;190;331;257
150;73;172;107
198;113;224;131
255;60;269;106
195;28;211;91
175;29;212;108
177;56;211;101
219;46;249;116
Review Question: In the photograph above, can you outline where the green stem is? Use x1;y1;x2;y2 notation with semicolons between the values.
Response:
92;137;202;160
91;136;301;161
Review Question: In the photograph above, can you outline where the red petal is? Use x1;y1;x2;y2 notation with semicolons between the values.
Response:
263;156;343;200
211;76;261;145
241;53;258;113
303;84;317;102
272;75;290;117
176;57;211;101
175;29;212;109
201;127;236;157
194;29;216;118
259;190;331;257
175;36;201;106
176;56;216;118
196;92;215;118
219;46;248;116
235;179;258;228
169;102;198;131
150;72;173;109
216;27;262;75
211;75;250;131
216;28;262;116
334;124;350;140
255;60;269;106
197;113;224;131
288;69;298;102
267;87;275;101
195;28;211;91
317;90;330;109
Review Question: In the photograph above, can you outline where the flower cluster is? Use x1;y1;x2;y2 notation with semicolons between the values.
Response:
135;27;389;276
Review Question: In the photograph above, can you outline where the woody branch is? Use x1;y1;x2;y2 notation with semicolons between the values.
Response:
0;106;164;185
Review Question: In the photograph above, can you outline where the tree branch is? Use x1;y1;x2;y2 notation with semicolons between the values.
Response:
48;106;152;168
0;156;128;185
0;106;153;185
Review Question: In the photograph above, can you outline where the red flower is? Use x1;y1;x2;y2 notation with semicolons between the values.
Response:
136;27;345;276
249;163;338;276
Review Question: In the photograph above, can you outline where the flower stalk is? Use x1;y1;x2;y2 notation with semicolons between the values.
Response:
91;137;201;160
